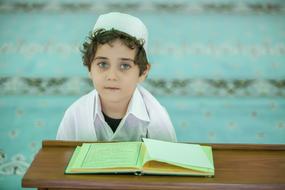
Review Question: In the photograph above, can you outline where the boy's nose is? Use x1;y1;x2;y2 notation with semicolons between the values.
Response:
106;68;118;81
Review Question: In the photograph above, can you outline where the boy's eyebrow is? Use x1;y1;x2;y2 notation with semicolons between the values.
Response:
120;58;134;62
94;56;108;60
94;56;134;62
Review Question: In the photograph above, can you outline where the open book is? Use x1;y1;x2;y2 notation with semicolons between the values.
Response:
65;138;214;176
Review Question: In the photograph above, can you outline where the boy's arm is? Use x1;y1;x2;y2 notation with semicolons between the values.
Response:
56;109;76;140
147;106;177;143
138;85;177;142
159;106;177;142
162;106;177;142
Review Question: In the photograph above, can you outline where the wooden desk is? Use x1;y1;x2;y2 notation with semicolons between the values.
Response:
22;141;285;190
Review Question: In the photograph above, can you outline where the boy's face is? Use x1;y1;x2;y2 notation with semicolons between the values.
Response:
89;39;149;105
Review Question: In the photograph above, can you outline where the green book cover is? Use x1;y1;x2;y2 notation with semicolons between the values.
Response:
65;138;215;176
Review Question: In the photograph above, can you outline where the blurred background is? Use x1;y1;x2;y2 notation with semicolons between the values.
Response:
0;0;284;189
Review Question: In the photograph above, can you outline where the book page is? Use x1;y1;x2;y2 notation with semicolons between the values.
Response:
142;138;214;171
136;143;152;168
143;161;209;176
82;142;142;169
65;146;81;173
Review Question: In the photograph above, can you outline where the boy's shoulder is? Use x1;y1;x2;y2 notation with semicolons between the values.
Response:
66;90;97;113
138;85;162;107
138;85;169;117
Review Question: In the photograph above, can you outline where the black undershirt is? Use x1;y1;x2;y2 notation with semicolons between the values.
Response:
102;112;122;133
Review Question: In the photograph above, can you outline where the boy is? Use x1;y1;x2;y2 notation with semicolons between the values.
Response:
56;12;177;142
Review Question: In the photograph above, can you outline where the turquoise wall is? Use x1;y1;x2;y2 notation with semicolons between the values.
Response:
0;0;285;189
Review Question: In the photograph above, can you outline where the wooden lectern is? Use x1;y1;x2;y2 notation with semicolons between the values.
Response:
22;141;285;190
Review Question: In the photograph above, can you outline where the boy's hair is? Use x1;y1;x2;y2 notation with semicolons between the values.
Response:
81;29;149;76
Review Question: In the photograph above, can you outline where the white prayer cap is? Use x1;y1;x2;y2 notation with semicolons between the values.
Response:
93;12;148;54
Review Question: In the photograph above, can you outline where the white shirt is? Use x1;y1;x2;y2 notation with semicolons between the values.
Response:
56;85;177;142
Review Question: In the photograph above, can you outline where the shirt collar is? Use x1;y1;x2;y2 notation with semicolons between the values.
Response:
94;91;104;122
94;87;150;123
126;87;150;122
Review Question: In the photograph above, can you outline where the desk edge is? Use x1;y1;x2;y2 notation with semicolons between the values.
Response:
42;140;285;150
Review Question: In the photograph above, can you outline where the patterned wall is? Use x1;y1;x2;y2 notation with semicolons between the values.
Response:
0;0;285;189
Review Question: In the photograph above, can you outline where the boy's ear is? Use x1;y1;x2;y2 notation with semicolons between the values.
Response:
88;71;92;79
139;64;151;82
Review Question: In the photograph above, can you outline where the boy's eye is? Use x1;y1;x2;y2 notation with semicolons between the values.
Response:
97;62;109;69
120;63;131;70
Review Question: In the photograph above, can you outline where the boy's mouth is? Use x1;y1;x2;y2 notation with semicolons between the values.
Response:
104;87;120;91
